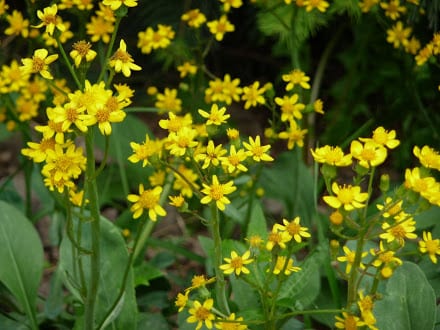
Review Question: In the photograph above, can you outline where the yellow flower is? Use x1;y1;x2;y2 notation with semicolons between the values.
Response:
241;81;266;109
329;210;344;225
198;104;230;125
155;88;182;113
359;0;379;13
222;145;248;173
201;175;236;211
350;140;388;168
166;127;199;156
404;167;438;195
282;69;311;90
275;94;305;121
173;165;200;198
195;141;227;169
207;15;235;41
175;291;189;312
86;15;114;43
181;8;207;28
220;0;244;12
177;61;197;78
220;250;254;275
323;182;369;211
370;241;402;269
337;245;368;274
34;4;65;36
243;135;274;162
313;98;325;114
419;231;440;264
272;256;301;275
109;39;141;77
303;0;330;12
21;137;56;163
159;112;192;133
413;145;440;171
273;217;311;243
380;218;417;245
102;0;138;10
169;194;185;208
21;48;59;80
359;127;400;149
187;299;216;330
186;274;216;292
70;40;97;67
215;313;248;330
137;25;175;54
149;170;166;187
386;21;411;48
128;134;162;167
380;0;406;20
266;226;291;251
226;128;240;140
335;312;363;329
311;145;352;166
278;120;308;150
127;184;166;221
5;10;29;38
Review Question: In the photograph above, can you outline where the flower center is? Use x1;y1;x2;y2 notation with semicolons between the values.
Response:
337;187;354;204
195;307;210;321
230;256;243;269
32;57;45;72
112;50;131;63
73;41;92;57
139;190;159;209
426;240;439;254
210;184;224;201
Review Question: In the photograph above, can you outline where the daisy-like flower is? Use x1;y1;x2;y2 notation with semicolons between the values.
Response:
275;94;305;121
380;0;406;20
413;145;440;171
34;4;65;36
386;21;411;48
42;143;86;183
350;140;388;168
127;184;166;221
166;126;199;156
215;313;248;330
5;10;30;38
175;291;189;312
169;194;185;208
220;250;254;275
380;218;417;245
207;15;235;41
359;0;379;13
185;274;216;292
155;88;182;113
282;69;311;90
109;39;141;77
359;127;400;149
222;145;248;174
220;0;243;12
337;245;368;274
335;312;362;330
159;112;192;133
201;175;236;211
357;291;378;330
266;226;291;251
198;104;230;125
177;61;197;78
323;182;369;211
243;135;274;162
102;0;138;11
278;120;308;150
303;0;330;12
128;134;162;167
181;8;207;28
404;167;438;195
86;15;114;43
173;165;200;198
21;48;59;80
376;197;404;218
273;217;311;243
195;141;227;169
370;241;402;269
311;145;352;166
313;98;325;114
70;40;97;67
272;256;301;275
21;137;56;163
241;81;266;110
419;231;440;264
187;299;216;330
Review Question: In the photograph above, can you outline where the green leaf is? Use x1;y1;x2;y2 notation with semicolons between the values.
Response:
137;312;170;330
415;205;440;230
59;215;138;329
133;263;164;287
260;150;314;226
246;202;268;240
0;201;43;329
374;262;437;330
277;249;322;310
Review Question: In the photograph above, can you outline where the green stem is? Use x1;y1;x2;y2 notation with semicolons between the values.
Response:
97;16;122;83
209;203;230;315
55;35;82;90
243;164;263;238
347;234;365;306
84;130;101;330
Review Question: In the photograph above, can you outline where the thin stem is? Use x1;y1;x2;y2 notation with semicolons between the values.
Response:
55;35;82;90
83;130;101;330
209;203;230;315
97;16;122;83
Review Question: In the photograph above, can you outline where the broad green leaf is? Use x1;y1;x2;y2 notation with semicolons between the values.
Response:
0;201;43;329
277;249;322;310
260;150;315;226
229;276;261;311
59;215;138;329
374;262;436;330
246;202;268;240
0;313;29;330
137;312;170;330
415;205;440;230
133;263;164;287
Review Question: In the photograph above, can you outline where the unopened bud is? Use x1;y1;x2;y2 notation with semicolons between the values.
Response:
379;174;390;193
